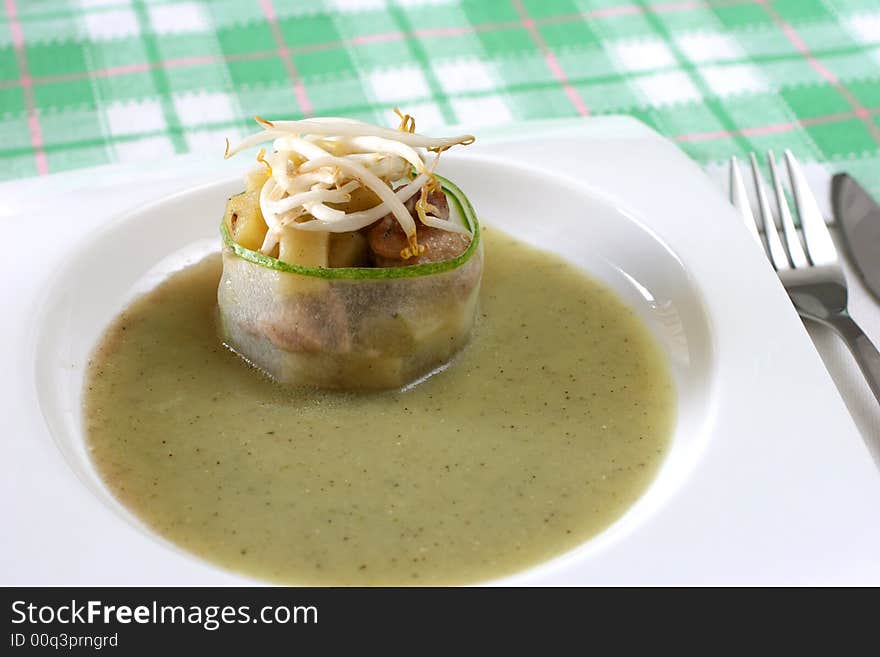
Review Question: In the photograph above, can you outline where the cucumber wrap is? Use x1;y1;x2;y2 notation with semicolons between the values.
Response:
217;179;482;390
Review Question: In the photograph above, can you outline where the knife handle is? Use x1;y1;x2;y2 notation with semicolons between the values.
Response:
829;313;880;404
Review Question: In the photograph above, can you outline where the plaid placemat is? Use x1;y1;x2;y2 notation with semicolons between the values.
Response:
2;0;880;197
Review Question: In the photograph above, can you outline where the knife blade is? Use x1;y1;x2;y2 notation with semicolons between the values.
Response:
831;172;880;300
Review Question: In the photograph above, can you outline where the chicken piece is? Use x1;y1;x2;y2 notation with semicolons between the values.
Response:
404;186;449;220
366;189;470;266
261;294;351;354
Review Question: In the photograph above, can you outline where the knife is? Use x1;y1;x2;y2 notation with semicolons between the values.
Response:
832;173;880;301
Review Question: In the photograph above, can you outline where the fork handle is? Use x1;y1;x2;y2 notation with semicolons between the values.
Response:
827;314;880;403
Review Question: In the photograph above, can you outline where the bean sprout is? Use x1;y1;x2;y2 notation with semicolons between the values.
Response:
224;111;475;258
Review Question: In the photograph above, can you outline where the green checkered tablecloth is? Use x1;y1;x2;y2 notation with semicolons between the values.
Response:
2;0;880;196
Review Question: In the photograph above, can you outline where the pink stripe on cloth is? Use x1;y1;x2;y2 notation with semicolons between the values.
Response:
419;22;518;38
542;0;752;26
292;82;312;117
674;109;878;143
0;51;279;89
544;54;591;117
349;30;410;46
577;1;702;20
5;0;23;46
342;20;522;47
258;0;313;117
91;62;152;78
4;0;49;174
26;114;48;173
512;0;589;117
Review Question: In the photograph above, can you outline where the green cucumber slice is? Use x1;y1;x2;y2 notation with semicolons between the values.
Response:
220;175;480;280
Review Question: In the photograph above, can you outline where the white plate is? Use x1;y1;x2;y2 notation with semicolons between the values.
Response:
2;117;879;585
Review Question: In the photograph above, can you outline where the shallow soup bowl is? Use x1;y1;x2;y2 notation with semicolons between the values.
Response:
32;153;714;585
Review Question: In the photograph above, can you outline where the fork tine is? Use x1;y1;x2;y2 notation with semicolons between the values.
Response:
767;150;808;268
749;153;791;271
783;149;837;266
729;156;762;245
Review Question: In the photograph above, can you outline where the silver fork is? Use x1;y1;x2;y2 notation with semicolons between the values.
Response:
730;149;880;404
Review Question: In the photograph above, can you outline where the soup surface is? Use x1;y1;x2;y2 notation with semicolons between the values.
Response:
85;228;675;584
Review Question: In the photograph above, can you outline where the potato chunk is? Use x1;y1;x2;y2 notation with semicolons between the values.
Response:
279;226;329;268
327;186;381;213
244;167;269;193
223;190;268;251
329;232;369;268
277;226;330;294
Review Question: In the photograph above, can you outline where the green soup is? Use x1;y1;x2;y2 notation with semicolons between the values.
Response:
84;227;675;585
